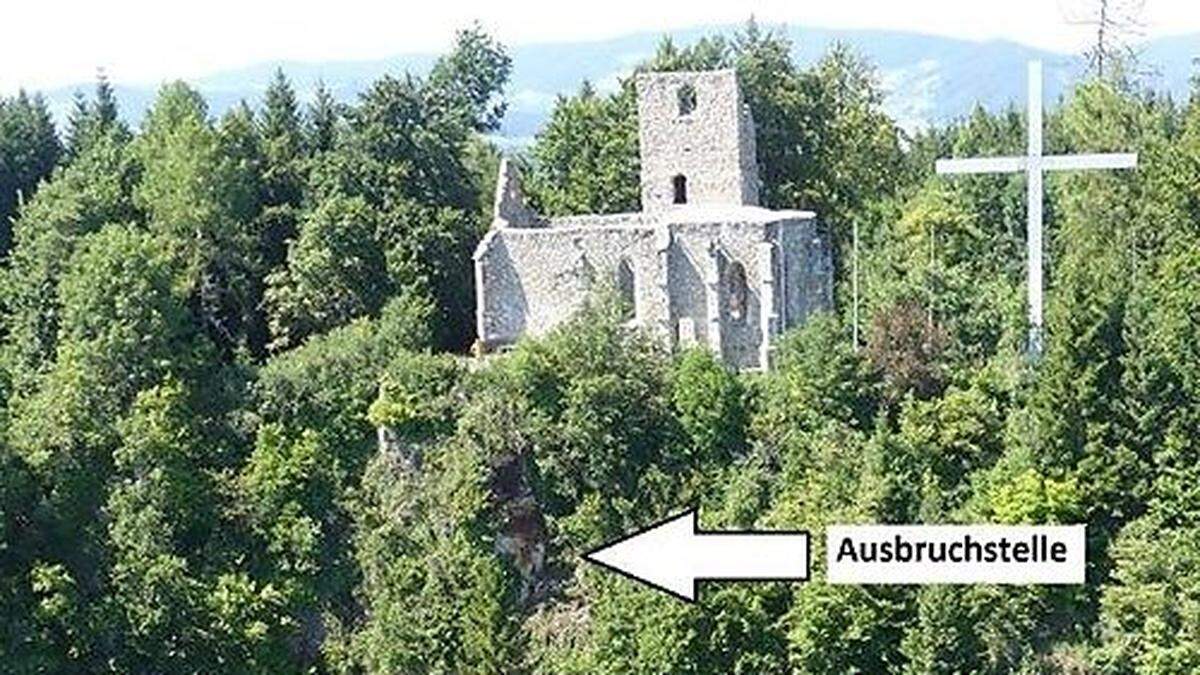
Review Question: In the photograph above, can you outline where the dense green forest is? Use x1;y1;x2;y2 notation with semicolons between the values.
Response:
2;21;1200;673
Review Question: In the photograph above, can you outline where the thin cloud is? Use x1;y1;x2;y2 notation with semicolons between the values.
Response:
3;0;1197;94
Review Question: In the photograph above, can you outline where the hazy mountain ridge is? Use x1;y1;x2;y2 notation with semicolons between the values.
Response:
35;25;1200;140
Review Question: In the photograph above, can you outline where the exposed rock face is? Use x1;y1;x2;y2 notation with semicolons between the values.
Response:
489;452;546;603
377;424;421;474
374;390;548;603
473;70;833;370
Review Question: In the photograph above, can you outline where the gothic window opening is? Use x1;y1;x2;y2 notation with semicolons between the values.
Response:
672;174;688;204
677;84;697;116
617;259;636;320
727;261;747;323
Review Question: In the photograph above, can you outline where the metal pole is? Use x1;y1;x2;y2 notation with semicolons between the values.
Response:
852;220;859;351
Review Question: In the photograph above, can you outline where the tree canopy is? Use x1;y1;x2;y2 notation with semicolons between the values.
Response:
1;19;1199;674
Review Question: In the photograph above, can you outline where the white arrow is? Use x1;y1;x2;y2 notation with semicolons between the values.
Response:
582;508;810;602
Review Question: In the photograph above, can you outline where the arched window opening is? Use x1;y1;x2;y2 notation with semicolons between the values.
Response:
677;84;697;116
727;262;748;323
617;259;636;320
672;174;688;204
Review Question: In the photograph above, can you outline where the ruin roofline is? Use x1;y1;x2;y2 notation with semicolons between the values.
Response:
510;205;818;232
633;68;740;81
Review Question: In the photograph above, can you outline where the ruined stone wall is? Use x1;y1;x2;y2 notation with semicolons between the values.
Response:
492;158;539;227
474;222;669;348
475;211;831;368
636;70;759;212
777;216;834;330
546;213;653;229
668;220;768;369
736;95;761;205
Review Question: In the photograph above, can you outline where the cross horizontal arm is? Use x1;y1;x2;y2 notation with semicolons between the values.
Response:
935;153;1138;176
936;156;1026;175
1041;153;1138;171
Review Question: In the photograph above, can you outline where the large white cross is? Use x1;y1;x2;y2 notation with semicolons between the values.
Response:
935;60;1137;357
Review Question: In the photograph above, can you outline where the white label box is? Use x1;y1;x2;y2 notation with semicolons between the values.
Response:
827;525;1086;585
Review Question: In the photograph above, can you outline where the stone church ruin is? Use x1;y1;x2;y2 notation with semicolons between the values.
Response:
473;69;832;369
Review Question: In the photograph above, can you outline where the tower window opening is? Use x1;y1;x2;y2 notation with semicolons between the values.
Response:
672;175;688;204
677;84;697;116
616;259;636;320
727;262;747;323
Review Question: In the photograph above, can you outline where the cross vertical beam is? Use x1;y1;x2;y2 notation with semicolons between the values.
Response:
934;60;1137;360
1026;61;1044;355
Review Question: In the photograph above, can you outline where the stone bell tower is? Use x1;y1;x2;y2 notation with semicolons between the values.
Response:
635;69;760;212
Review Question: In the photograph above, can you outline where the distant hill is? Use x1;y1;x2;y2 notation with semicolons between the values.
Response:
34;25;1200;142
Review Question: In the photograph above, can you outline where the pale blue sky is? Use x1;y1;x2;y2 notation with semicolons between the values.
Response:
2;0;1194;94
